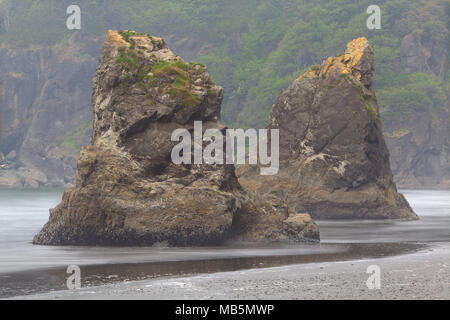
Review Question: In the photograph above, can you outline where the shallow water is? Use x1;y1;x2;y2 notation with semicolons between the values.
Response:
0;188;448;298
318;190;450;243
0;188;344;274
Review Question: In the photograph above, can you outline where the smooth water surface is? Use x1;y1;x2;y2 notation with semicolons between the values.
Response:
0;189;449;274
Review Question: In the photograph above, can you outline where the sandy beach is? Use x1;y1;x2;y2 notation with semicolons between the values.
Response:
9;242;449;300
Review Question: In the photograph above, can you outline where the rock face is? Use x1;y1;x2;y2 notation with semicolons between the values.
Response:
33;30;319;246
0;33;99;188
238;38;418;220
384;105;449;189
383;31;449;189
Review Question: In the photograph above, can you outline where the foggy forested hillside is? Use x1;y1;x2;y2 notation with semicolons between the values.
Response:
0;0;448;188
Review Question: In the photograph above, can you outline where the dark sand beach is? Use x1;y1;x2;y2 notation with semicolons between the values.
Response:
9;242;449;300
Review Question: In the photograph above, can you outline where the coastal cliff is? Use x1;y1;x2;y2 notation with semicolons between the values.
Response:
238;38;418;220
0;33;100;188
33;30;319;246
383;32;449;189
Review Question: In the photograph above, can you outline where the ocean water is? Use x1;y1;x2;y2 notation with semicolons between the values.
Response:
0;188;448;297
318;190;450;243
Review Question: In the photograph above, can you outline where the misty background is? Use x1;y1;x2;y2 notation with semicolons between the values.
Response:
0;0;448;189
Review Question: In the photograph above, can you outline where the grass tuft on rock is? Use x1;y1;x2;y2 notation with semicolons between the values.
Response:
152;59;202;107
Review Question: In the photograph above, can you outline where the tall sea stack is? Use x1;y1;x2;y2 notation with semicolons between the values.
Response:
239;38;418;220
33;30;319;246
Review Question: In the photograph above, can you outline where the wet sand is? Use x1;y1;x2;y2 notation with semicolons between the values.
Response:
0;242;424;298
8;242;449;300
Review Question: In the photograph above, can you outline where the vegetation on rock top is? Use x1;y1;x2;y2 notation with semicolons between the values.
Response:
113;33;205;107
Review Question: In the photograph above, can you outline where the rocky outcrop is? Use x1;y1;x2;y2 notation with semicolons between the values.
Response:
0;32;100;188
33;30;319;246
238;38;418;220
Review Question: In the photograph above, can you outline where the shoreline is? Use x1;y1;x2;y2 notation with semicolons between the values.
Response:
1;188;448;300
6;242;449;300
1;242;423;299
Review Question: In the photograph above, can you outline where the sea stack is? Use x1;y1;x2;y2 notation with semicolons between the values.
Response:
238;38;418;220
33;30;319;246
